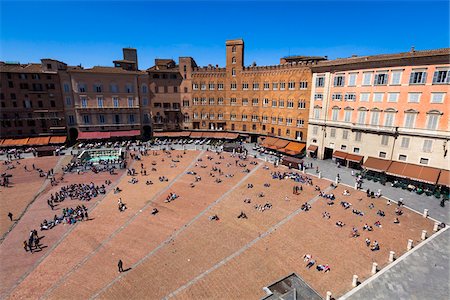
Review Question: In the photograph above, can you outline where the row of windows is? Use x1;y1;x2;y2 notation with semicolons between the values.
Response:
79;96;137;108
316;69;449;88
191;113;305;127
4;81;54;91
313;107;442;130
192;81;308;91
153;102;180;109
14;73;53;80
191;97;307;109
0;99;57;108
79;114;137;125
316;91;446;103
73;83;139;94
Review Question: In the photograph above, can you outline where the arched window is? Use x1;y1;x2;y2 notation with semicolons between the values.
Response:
232;57;236;64
232;68;236;76
232;45;236;53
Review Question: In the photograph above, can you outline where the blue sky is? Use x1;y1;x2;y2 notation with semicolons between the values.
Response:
1;1;449;69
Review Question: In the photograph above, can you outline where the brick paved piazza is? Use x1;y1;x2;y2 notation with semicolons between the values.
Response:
0;149;444;299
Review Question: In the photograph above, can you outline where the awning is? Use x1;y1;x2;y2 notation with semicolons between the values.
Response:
402;164;423;180
9;138;30;146
438;170;449;187
110;130;140;137
36;146;57;152
261;137;278;147
386;161;408;178
1;139;15;146
225;133;239;140
281;156;303;168
190;131;204;138
27;136;51;146
346;153;364;163
179;131;191;137
307;145;318;152
273;139;290;149
280;142;306;155
77;131;111;140
49;136;67;144
363;157;392;172
333;151;348;160
416;166;441;185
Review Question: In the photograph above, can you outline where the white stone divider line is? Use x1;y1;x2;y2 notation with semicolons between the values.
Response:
338;225;449;300
3;155;132;300
0;155;68;243
162;185;334;299
37;150;205;300
90;161;263;300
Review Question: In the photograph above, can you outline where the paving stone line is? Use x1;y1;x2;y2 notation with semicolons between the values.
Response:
163;185;334;299
38;150;205;300
0;155;68;243
3;156;132;299
91;160;263;300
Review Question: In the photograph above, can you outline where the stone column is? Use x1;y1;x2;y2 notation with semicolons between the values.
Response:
389;251;395;262
371;262;378;274
421;230;427;240
326;291;332;300
407;239;413;250
423;209;428;218
352;275;358;287
318;172;322;179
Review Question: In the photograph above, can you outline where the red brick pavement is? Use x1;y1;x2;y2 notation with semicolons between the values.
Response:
3;152;435;300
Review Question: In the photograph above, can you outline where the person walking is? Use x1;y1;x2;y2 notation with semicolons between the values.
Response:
118;259;124;273
8;212;13;221
23;240;28;252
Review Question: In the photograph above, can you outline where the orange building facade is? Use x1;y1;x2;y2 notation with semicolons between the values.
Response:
307;48;450;170
187;39;323;143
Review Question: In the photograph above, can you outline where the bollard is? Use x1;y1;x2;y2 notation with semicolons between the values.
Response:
389;251;395;262
407;239;413;250
326;291;332;300
352;274;358;287
421;230;427;240
354;182;358;190
318;172;322;179
371;262;378;274
423;209;428;218
335;177;339;184
433;222;439;232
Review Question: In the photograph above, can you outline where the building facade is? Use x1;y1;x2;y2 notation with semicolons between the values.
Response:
59;49;145;141
0;59;67;138
187;39;322;142
307;48;450;170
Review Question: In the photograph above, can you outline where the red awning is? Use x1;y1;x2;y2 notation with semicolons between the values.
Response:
363;157;392;172
190;132;204;138
49;136;67;144
110;130;140;137
438;170;449;187
307;145;318;152
27;136;51;146
346;153;364;163
224;133;239;140
386;161;408;178
333;151;348;160
78;131;111;140
416;166;441;185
